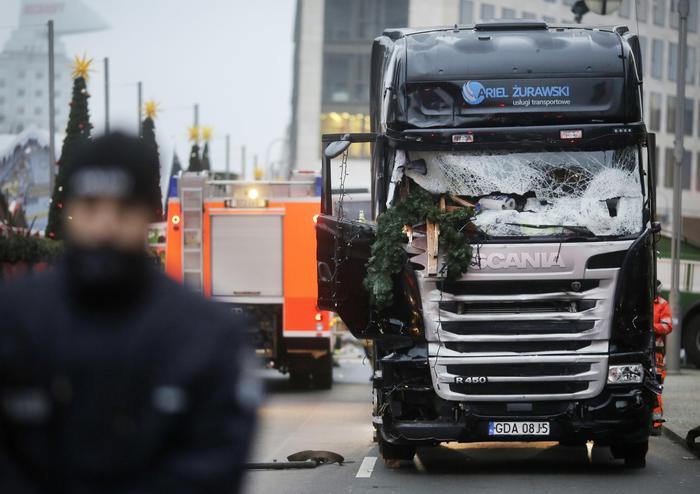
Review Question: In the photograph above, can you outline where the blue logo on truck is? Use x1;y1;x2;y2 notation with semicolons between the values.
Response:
462;81;486;105
462;81;511;105
461;81;572;106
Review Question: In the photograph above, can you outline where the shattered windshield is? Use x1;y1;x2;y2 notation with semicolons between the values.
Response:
403;146;643;238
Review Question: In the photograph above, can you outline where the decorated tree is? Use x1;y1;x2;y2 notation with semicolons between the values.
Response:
169;151;182;181
141;100;163;219
187;126;203;172
46;55;94;240
201;126;212;171
164;152;182;218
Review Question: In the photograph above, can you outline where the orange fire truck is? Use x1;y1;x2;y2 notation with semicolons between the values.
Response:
165;173;334;389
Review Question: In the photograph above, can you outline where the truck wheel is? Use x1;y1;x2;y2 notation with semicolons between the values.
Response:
313;353;333;390
289;371;311;389
682;314;700;368
379;438;416;462
610;441;648;468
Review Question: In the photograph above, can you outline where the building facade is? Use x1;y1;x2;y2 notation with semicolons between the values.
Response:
0;27;72;135
0;0;108;134
289;0;700;229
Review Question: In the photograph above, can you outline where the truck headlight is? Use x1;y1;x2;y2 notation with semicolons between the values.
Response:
607;364;643;384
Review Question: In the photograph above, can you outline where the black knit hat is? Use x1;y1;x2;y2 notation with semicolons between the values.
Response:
64;132;159;209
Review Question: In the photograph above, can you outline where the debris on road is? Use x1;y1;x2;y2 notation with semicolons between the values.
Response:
246;450;345;470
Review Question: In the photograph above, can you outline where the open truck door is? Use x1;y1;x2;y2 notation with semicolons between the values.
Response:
316;133;378;338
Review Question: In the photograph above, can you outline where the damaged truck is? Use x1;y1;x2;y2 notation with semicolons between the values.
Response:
316;21;660;467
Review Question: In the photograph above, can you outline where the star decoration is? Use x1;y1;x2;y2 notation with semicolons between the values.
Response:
144;100;159;120
202;126;213;142
71;54;93;80
188;126;200;143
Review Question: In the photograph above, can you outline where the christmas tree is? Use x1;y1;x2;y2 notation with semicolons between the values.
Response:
201;126;212;171
141;100;163;219
187;126;202;172
164;151;182;218
169;152;182;180
45;55;94;239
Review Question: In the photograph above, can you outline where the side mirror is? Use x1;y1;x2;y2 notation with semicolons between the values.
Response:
324;140;351;159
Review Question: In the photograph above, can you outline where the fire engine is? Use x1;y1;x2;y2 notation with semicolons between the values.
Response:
165;172;334;389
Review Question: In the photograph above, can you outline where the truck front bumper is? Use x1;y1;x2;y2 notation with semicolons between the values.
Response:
379;385;653;446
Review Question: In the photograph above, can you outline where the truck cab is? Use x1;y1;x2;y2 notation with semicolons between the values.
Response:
317;21;658;466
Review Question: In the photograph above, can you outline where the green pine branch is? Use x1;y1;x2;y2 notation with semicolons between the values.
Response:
364;189;474;310
0;236;63;264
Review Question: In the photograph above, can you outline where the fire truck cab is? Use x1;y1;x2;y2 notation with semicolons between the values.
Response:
165;173;334;389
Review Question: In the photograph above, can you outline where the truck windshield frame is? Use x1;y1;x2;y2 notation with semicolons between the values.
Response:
402;144;645;241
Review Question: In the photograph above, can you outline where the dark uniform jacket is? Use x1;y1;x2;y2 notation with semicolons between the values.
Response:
0;265;258;494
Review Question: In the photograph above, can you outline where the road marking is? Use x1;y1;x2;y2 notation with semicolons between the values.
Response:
356;456;377;478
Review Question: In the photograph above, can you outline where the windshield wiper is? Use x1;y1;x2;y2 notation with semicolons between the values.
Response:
505;223;595;236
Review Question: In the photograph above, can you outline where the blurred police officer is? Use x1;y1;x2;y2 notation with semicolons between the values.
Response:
0;132;259;494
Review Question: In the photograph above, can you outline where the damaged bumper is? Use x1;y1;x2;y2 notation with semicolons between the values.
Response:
379;386;653;446
375;345;655;447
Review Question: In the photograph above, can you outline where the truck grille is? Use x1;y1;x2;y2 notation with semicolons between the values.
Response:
444;341;593;354
437;279;600;296
449;381;589;396
439;300;597;314
416;242;629;402
440;320;595;335
445;362;592;377
430;354;608;402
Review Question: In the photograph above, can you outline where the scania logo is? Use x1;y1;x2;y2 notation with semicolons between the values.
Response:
473;252;567;270
462;80;486;105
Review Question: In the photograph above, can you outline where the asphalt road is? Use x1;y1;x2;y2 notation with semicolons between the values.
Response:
243;359;700;494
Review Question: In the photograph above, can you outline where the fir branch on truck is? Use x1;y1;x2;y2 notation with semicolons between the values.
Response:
364;188;475;311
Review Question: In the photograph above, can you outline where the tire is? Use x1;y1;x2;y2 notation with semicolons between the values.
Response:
379;437;416;461
313;353;333;390
289;370;311;389
682;314;700;368
610;441;648;468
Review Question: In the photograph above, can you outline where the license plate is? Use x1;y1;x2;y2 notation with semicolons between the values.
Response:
488;421;550;436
